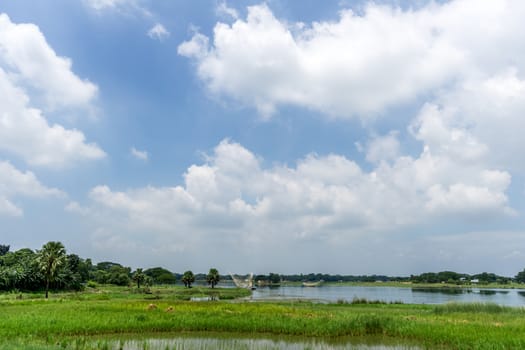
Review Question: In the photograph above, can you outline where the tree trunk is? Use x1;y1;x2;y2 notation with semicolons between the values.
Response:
45;279;49;299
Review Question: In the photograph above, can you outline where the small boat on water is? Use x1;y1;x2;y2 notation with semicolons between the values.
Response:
302;280;323;287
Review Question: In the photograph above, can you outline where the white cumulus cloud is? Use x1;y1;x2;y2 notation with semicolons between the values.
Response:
85;0;130;11
216;2;239;20
0;160;63;216
178;2;467;118
84;0;152;18
147;23;170;41
0;68;105;167
76;136;513;272
130;147;148;161
179;1;525;122
0;14;98;110
0;14;105;167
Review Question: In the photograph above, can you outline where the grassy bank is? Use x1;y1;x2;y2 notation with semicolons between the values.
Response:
0;284;251;302
1;287;525;349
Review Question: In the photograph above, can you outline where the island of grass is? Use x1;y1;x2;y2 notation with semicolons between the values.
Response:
1;285;525;350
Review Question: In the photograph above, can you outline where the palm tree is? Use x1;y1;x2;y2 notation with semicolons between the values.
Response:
37;241;66;298
182;270;195;288
132;268;146;288
206;268;220;288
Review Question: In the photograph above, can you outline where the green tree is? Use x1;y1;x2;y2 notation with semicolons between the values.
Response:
206;268;220;288
182;270;195;288
144;275;153;287
0;249;42;291
0;245;9;256
37;241;66;298
144;267;176;284
515;269;525;283
91;262;131;286
132;268;146;288
269;272;281;285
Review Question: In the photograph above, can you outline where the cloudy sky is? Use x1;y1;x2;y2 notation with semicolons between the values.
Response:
1;0;525;276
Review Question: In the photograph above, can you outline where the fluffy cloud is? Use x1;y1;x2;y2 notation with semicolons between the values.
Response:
84;0;151;18
178;2;467;118
147;23;170;41
78;138;513;271
428;71;525;174
0;14;97;110
179;1;525;123
216;2;239;20
0;14;105;167
0;161;63;216
85;0;131;10
0;68;105;167
365;132;400;164
130;147;148;161
84;0;145;13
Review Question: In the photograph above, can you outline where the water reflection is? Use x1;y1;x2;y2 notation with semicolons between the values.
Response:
411;287;470;295
106;337;419;350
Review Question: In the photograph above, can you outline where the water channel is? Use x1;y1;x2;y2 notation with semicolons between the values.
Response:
102;335;420;350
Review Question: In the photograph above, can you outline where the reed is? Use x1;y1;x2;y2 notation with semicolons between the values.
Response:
434;302;518;314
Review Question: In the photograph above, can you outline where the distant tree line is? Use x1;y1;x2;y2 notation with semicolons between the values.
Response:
259;271;514;285
409;271;512;285
2;242;525;297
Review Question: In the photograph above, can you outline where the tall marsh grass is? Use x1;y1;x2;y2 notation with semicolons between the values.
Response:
3;288;525;349
434;302;520;314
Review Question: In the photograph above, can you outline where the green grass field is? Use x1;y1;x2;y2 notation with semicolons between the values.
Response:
2;286;525;349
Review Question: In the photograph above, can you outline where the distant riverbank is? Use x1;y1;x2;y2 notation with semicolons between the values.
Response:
277;280;524;289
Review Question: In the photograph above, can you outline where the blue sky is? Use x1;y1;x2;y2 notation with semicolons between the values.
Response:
1;0;525;276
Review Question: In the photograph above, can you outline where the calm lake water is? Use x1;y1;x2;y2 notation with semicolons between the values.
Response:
247;285;525;306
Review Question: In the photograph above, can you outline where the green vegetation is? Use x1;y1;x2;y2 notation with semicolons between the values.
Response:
182;270;195;288
206;268;220;288
0;242;179;294
144;267;177;284
433;302;514;314
0;244;9;256
37;241;67;299
132;268;146;289
1;288;525;349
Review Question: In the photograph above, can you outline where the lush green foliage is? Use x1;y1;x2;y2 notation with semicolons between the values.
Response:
90;261;131;286
144;267;176;284
206;268;220;288
132;268;146;289
0;244;90;294
37;241;67;298
515;268;525;283
0;244;9;256
182;270;195;288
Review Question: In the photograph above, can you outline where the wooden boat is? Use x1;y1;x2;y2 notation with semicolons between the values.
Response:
302;280;323;287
